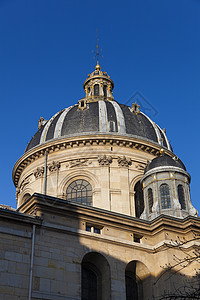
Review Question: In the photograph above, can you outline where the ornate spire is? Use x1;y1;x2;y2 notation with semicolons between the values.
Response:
93;29;102;71
79;35;114;106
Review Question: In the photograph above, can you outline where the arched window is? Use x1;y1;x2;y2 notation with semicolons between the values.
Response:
82;264;99;300
82;252;111;300
125;271;139;300
148;188;153;213
160;184;171;209
103;85;107;98
134;181;144;218
66;179;92;206
125;260;150;300
178;185;186;210
94;84;99;96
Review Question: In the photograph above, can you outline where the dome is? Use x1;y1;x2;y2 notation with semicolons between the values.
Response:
25;100;172;153
144;154;186;173
83;65;114;90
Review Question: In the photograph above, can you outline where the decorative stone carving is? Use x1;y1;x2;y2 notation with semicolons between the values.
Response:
131;102;140;115
117;156;132;167
20;177;31;192
38;117;47;129
34;167;44;179
98;155;112;166
135;163;146;171
66;158;92;168
16;187;20;201
48;161;60;173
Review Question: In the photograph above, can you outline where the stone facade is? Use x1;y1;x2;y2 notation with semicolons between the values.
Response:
0;194;199;299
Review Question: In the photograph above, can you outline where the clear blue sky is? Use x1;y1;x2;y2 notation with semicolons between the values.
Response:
0;0;200;211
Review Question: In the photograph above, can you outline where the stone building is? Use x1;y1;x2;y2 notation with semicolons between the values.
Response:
0;62;199;300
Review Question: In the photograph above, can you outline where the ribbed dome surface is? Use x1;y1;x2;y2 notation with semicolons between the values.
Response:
145;155;186;173
25;100;171;153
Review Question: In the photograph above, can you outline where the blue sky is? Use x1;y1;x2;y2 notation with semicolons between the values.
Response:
0;0;200;211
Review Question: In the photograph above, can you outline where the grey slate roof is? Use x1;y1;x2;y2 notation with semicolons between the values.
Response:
145;155;186;173
25;101;171;153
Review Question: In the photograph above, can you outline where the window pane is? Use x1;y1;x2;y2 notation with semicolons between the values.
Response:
160;184;171;209
86;225;92;232
103;85;107;98
66;180;93;206
94;227;100;234
134;181;144;218
178;185;186;210
94;84;99;96
148;188;153;213
82;266;98;300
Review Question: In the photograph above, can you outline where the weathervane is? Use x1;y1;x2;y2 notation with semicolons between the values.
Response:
92;29;103;68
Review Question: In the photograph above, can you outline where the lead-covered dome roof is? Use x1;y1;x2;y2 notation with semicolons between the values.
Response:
25;100;171;153
145;154;186;173
25;63;172;153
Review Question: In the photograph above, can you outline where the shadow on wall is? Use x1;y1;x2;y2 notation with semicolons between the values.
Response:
2;193;198;300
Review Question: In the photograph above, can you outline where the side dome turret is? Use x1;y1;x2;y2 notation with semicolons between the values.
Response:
141;153;197;220
144;154;186;173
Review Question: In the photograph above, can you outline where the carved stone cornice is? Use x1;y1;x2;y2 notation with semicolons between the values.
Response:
13;135;173;187
117;156;132;167
98;155;112;166
48;161;60;173
34;167;44;179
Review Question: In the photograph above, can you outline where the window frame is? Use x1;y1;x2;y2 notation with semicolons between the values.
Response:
147;188;153;213
160;183;171;209
177;184;186;210
66;179;92;206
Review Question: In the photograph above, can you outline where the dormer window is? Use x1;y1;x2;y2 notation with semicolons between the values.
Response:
109;121;116;132
94;84;99;96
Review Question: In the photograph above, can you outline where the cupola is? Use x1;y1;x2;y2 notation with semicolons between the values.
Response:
140;152;198;220
82;63;114;102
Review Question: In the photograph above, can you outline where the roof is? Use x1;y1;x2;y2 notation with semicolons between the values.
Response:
25;100;172;153
145;155;186;173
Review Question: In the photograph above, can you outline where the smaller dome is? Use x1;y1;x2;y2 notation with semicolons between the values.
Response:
145;154;186;173
83;64;114;90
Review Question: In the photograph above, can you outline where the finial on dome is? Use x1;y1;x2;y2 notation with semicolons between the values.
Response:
38;117;47;129
95;63;101;71
160;148;165;156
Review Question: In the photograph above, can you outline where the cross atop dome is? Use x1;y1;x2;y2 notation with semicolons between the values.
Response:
93;29;102;71
83;45;114;102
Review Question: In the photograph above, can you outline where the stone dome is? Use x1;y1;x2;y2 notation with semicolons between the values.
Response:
144;154;186;173
25;100;172;153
